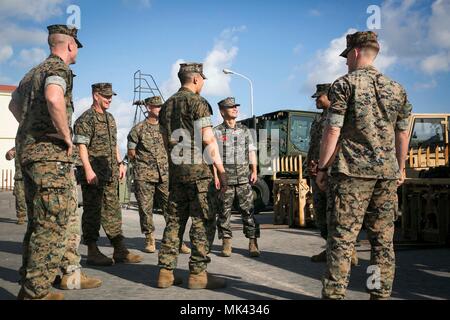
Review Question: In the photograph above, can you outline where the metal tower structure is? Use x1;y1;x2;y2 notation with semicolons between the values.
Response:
132;70;165;126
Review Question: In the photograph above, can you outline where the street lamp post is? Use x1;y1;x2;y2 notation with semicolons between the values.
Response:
223;69;254;119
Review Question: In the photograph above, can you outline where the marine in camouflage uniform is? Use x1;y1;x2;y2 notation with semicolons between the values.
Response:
214;97;260;258
5;147;27;224
317;31;412;300
12;25;100;300
127;96;190;254
74;83;142;266
306;84;331;243
157;63;227;290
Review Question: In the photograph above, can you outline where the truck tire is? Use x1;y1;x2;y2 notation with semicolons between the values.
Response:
252;178;270;213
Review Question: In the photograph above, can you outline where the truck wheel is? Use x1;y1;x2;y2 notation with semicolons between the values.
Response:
252;178;270;213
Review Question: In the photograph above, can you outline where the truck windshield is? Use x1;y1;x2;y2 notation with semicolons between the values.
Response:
410;118;445;149
266;118;288;155
290;115;314;153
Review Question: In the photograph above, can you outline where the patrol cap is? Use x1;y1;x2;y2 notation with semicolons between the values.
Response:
218;97;240;109
91;83;117;96
312;83;331;98
340;31;380;58
144;96;163;106
178;62;207;79
47;24;83;48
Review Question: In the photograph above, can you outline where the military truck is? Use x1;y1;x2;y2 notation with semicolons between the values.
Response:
239;109;319;213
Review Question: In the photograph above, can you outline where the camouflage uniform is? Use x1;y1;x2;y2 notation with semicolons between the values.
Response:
12;152;27;220
214;118;260;240
127;117;169;236
322;31;412;300
158;78;214;274
73;104;124;245
306;84;331;240
13;24;83;298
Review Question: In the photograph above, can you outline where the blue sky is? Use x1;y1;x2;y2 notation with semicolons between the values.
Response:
1;0;449;140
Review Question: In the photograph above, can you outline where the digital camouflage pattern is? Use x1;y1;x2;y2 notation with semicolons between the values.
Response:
306;110;328;174
91;83;117;96
159;87;213;184
310;179;328;240
74;108;119;183
47;24;83;48
13;54;75;166
327;66;412;179
74;107;124;244
217;184;260;240
127;121;169;183
128;120;170;235
134;181;168;235
21;162;80;298
217;97;240;108
323;174;397;299
13;155;27;219
340;31;379;58
214;122;257;186
311;83;331;98
158;179;213;274
80;180;123;244
178;63;207;79
145;96;163;106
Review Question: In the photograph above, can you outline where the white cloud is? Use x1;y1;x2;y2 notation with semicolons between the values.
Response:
0;0;65;22
309;9;322;17
378;0;450;75
161;26;246;99
160;59;185;99
12;48;47;68
421;52;450;75
121;0;152;8
0;24;48;47
429;0;450;49
0;45;13;63
413;79;438;90
202;26;246;96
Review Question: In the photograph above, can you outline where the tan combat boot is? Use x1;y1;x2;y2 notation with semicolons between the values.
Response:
249;239;260;257
17;288;64;300
221;238;232;257
59;271;102;290
157;268;183;289
87;242;114;266
144;233;156;253
112;237;143;264
311;250;327;263
351;248;359;267
180;242;191;254
188;271;226;290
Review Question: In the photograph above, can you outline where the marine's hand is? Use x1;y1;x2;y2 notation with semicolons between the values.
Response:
316;171;328;192
86;169;98;185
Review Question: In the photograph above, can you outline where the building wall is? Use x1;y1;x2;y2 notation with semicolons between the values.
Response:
0;90;18;190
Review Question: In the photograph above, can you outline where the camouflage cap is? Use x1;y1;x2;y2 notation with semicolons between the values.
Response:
92;83;117;96
144;96;163;106
178;62;207;79
340;31;380;58
47;24;83;48
218;97;240;109
311;83;331;98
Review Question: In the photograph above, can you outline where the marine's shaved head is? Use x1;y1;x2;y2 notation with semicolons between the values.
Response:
48;33;74;49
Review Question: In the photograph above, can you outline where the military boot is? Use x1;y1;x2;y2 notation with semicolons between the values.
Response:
87;242;114;266
221;238;232;257
156;268;183;289
17;288;64;300
111;237;143;264
180;242;191;254
16;217;26;225
351;248;359;266
144;233;156;253
249;238;260;257
311;250;327;263
59;271;102;290
188;271;226;290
